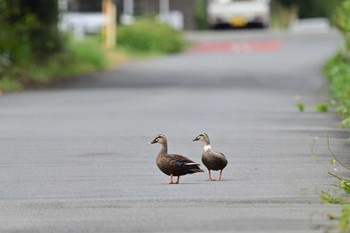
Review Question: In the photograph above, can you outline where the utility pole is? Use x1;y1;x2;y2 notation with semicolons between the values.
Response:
102;0;116;49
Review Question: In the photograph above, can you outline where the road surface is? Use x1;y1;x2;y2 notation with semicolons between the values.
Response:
0;30;349;232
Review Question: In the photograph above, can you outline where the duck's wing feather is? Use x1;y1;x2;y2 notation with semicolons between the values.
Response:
175;160;201;167
169;154;200;170
166;154;193;162
157;153;204;176
217;151;226;158
202;150;228;171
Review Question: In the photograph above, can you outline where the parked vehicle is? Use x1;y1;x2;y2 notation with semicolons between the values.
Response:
207;0;270;28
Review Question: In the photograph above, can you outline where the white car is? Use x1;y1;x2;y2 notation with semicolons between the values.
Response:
207;0;270;28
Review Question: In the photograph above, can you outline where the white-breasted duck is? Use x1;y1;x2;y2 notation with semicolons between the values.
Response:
148;134;204;184
193;133;228;181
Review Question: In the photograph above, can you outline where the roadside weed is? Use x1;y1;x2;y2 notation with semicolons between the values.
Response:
315;103;329;112
297;102;305;112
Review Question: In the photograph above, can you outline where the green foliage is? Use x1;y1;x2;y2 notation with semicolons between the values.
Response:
195;0;207;30
272;0;338;19
334;0;350;52
0;1;109;91
27;36;107;85
324;52;350;128
270;1;297;29
321;191;349;204
0;77;21;91
323;0;350;129
339;205;350;232
315;103;329;112
0;3;37;66
296;102;304;112
0;0;62;66
0;36;108;90
68;37;107;71
321;137;350;232
296;102;329;113
117;18;186;54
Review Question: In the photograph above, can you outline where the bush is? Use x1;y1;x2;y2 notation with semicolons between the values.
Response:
270;1;298;29
0;36;108;90
116;18;186;54
0;0;62;66
323;0;350;129
272;0;338;19
68;37;108;71
195;0;207;30
333;0;350;53
324;53;350;127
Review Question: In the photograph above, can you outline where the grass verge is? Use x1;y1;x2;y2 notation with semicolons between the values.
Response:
116;18;187;55
316;135;350;232
323;52;350;128
270;2;298;30
0;18;188;92
0;36;109;91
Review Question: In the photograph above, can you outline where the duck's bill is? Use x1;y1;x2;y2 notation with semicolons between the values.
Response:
192;138;199;141
147;139;157;144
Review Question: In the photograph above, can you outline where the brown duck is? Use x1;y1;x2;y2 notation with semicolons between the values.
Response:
193;133;228;181
148;134;204;184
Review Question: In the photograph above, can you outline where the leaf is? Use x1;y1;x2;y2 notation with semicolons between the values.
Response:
320;191;349;204
297;102;304;112
315;103;329;112
330;158;337;165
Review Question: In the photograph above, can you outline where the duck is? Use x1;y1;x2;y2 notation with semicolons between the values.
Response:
148;134;204;184
192;133;228;181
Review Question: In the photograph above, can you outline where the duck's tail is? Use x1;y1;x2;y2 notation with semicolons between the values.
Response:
189;166;204;173
183;163;204;173
176;160;204;173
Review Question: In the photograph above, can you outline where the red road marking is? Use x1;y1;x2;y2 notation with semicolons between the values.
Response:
188;40;282;53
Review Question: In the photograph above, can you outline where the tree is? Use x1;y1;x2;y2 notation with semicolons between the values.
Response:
272;0;339;19
0;0;62;66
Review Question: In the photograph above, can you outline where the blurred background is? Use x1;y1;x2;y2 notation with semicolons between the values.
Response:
0;0;349;127
0;0;341;89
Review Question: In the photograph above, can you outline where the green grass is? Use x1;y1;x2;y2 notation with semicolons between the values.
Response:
315;103;329;112
324;0;350;129
69;37;107;71
0;36;108;91
0;77;21;91
340;205;350;233
117;18;187;55
270;2;298;30
320;4;350;231
296;102;329;113
195;0;208;30
0;18;188;92
297;102;304;112
321;135;350;232
323;52;350;128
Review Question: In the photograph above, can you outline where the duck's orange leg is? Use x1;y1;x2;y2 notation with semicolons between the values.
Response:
162;174;174;184
218;170;223;181
208;169;215;181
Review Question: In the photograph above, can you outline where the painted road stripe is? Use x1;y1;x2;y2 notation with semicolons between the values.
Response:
188;40;282;53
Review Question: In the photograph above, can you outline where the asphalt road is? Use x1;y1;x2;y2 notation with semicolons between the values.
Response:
1;30;349;232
